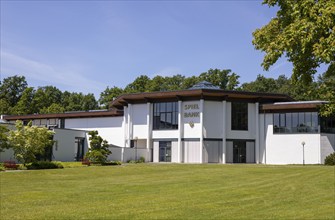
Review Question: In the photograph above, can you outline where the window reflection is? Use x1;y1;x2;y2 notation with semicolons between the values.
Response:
153;102;178;130
273;112;319;134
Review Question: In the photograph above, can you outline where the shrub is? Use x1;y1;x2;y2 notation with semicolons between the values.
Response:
26;161;64;170
137;156;145;163
127;160;136;164
324;152;335;165
102;161;122;166
0;163;4;172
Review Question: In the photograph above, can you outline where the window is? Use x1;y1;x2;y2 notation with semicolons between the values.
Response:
321;116;335;133
231;102;248;130
273;112;319;134
153;102;178;130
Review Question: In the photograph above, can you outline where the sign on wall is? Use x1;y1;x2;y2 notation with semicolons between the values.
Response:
183;102;201;126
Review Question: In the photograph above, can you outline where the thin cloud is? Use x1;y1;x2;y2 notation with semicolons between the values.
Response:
1;51;105;95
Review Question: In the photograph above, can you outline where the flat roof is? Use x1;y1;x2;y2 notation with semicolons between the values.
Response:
3;109;123;121
260;101;326;113
110;89;293;109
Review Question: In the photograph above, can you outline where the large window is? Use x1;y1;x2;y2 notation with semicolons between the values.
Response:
231;102;248;130
153;102;178;130
273;112;319;133
320;117;335;133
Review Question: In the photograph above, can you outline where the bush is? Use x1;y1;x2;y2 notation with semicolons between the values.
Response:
102;161;122;166
127;160;136;164
0;163;4;172
137;156;145;163
26;161;64;170
324;152;335;165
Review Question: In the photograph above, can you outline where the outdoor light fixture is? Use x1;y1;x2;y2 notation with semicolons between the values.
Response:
301;141;306;166
134;136;138;161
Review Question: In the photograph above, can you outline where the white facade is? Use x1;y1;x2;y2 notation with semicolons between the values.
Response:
2;89;334;164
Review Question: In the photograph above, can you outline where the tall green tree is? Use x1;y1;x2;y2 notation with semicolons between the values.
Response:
124;75;151;93
81;93;98;111
0;75;28;108
99;86;124;109
252;0;335;83
32;86;63;112
8;121;54;165
199;69;240;90
252;0;335;115
11;87;35;115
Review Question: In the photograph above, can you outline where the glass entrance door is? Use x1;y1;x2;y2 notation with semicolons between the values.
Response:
159;141;171;162
233;140;246;163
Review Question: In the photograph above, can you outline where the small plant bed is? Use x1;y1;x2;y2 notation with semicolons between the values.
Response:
4;161;19;170
101;161;122;166
26;161;64;170
127;156;146;164
81;159;91;166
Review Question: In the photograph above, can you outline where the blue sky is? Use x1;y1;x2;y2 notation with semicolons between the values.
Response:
1;0;294;98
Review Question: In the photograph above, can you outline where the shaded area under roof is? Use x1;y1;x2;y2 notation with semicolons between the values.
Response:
110;88;293;109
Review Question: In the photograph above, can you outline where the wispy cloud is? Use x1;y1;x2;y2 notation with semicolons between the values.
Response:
0;51;105;96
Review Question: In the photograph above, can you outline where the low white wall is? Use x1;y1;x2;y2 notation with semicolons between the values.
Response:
65;117;124;147
264;116;321;164
320;133;335;164
53;128;87;162
183;141;201;163
0;148;17;162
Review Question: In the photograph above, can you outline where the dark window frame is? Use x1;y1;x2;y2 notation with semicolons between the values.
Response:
231;102;248;131
273;112;319;134
153;102;178;130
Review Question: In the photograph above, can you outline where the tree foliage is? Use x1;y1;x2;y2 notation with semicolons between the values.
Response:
253;0;335;115
85;130;111;164
253;0;335;83
0;125;11;152
8;121;54;165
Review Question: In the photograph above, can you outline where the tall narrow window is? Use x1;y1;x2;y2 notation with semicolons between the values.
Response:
231;102;248;130
153;102;178;130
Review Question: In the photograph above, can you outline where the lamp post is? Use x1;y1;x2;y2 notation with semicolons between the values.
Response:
134;136;138;161
301;141;305;166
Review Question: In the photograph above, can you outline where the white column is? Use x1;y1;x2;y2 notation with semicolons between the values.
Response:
146;102;151;162
128;104;132;148
177;100;182;163
222;100;227;164
255;102;260;164
199;99;204;163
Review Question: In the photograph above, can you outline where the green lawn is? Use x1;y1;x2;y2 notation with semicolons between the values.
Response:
1;164;334;219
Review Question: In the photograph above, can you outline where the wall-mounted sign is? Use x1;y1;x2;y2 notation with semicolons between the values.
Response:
183;102;200;124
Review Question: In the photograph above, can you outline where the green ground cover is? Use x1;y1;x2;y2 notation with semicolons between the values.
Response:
0;164;334;219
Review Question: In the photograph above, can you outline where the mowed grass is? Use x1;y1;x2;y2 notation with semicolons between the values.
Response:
0;164;334;219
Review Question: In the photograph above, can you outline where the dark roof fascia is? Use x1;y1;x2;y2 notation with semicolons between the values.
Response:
260;103;320;113
110;89;293;108
3;110;123;121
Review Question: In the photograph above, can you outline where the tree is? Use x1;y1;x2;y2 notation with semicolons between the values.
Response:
0;125;11;152
40;103;65;114
252;0;335;83
81;93;98;111
0;75;28;107
124;75;151;93
253;0;335;115
199;69;240;90
32;86;63;113
84;130;111;164
8;121;54;165
99;86;124;109
11;87;35;115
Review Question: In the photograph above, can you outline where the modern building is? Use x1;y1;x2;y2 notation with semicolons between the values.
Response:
1;82;334;164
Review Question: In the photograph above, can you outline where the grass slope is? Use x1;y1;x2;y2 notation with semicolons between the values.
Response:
1;164;334;219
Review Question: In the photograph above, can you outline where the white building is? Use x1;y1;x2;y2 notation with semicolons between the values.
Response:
2;82;334;164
